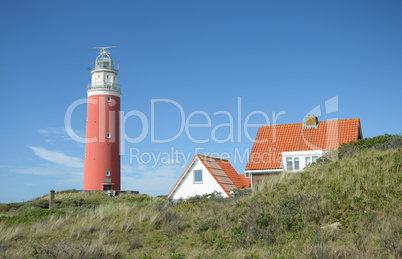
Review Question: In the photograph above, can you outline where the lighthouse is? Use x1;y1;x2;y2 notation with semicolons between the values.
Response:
83;47;121;191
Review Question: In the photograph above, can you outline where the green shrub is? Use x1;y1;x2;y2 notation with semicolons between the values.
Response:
338;134;401;158
0;209;66;225
0;203;20;213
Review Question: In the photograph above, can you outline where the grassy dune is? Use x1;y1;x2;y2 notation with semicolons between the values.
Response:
0;147;401;258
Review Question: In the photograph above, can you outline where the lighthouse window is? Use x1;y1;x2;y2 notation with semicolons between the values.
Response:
106;132;111;138
106;170;110;176
107;75;109;78
107;96;111;102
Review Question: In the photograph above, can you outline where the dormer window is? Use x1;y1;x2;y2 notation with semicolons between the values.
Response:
305;157;311;165
286;157;300;171
286;157;293;171
294;157;299;170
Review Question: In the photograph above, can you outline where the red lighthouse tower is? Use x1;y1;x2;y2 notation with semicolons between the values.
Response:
83;47;121;191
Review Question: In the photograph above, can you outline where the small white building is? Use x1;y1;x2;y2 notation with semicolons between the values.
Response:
167;154;250;200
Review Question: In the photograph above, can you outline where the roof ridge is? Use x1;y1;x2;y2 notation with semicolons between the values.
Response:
258;117;360;128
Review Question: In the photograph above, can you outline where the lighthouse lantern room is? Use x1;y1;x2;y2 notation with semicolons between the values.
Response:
83;47;121;191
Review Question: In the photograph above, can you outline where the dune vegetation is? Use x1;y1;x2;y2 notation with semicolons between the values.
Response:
0;135;401;258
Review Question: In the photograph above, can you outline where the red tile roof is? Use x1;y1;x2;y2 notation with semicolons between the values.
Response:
245;118;362;170
167;154;250;198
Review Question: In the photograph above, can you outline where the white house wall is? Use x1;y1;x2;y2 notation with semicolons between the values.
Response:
170;158;229;200
282;150;325;172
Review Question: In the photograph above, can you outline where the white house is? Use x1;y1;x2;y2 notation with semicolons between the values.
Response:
167;154;250;200
244;116;363;187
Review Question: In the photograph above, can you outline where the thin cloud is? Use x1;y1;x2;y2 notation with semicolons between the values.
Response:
56;171;83;185
13;167;62;176
121;165;135;174
37;129;49;134
37;127;77;143
121;164;182;196
28;146;84;168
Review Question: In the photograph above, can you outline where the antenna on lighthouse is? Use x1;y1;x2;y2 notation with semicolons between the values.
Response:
93;46;116;54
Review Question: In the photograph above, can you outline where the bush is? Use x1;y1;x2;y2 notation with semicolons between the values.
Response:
118;194;152;203
338;134;401;158
0;209;66;225
0;203;20;213
230;188;252;198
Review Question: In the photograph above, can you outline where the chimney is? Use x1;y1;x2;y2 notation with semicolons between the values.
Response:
305;115;318;128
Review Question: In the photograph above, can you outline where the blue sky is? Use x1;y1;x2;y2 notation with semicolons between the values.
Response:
1;0;401;203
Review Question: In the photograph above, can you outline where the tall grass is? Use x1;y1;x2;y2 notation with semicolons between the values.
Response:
0;147;400;258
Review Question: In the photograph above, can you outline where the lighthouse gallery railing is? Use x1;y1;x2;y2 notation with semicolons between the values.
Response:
87;83;121;92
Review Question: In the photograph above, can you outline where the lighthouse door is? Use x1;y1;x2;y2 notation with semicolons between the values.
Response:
103;185;111;191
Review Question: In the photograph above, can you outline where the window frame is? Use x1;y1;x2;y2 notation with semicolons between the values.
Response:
294;157;300;170
305;156;311;166
193;170;203;184
106;132;111;139
106;170;110;176
286;157;301;171
286;157;293;171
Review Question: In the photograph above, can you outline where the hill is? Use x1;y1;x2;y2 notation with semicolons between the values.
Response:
0;137;401;258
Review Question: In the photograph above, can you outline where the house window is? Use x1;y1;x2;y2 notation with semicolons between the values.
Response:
294;157;300;170
305;157;311;165
107;96;111;102
286;157;293;171
194;170;203;184
106;170;110;176
305;155;319;166
312;156;318;163
106;132;111;138
244;172;250;178
286;157;300;171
